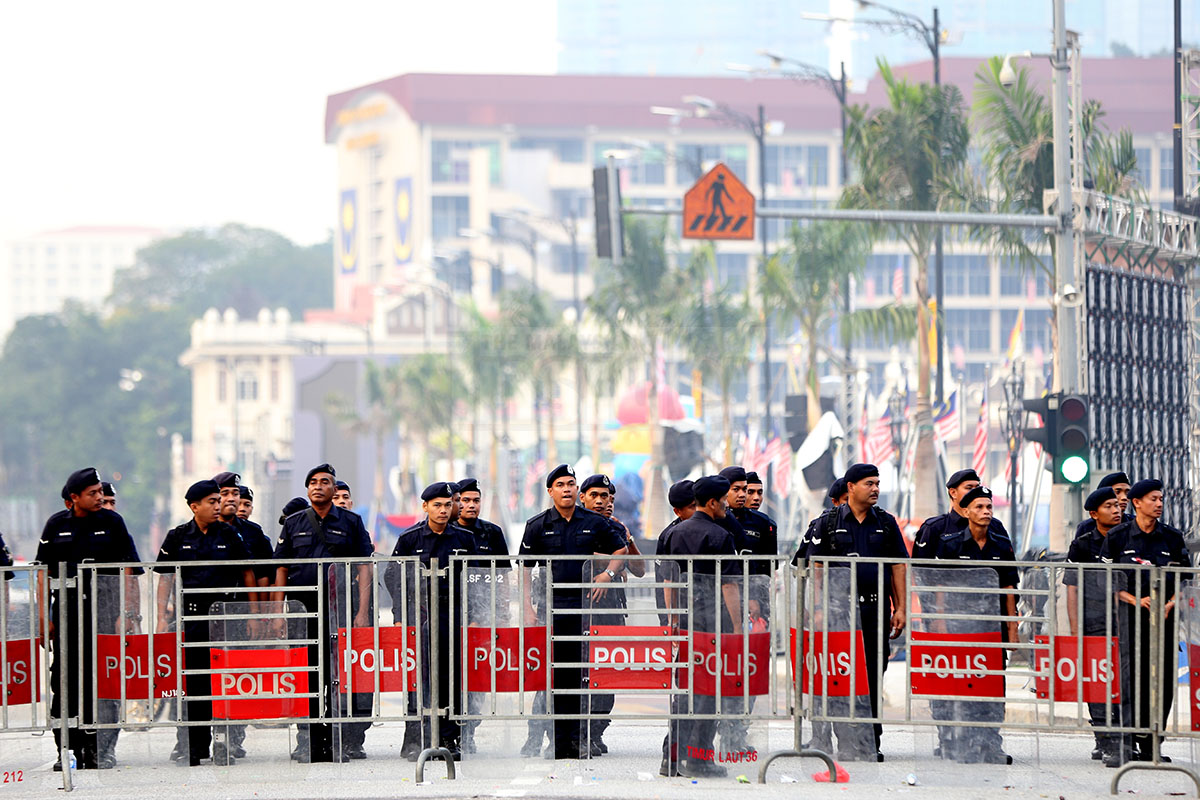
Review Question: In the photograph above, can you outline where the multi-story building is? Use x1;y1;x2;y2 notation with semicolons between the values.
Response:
1;225;163;340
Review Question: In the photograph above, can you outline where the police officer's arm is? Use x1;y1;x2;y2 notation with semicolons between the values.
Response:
351;515;373;628
518;521;539;625
1163;530;1191;617
883;515;907;638
271;520;294;607
1101;527;1143;608
616;521;647;577
588;523;630;601
1000;555;1020;644
1063;539;1083;636
114;515;144;632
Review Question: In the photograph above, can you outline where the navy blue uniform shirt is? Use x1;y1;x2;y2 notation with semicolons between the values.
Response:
36;508;142;579
459;516;510;570
273;504;373;586
913;511;1008;560
388;519;476;617
154;519;251;590
805;503;907;602
926;526;1019;589
1101;518;1190;599
519;506;625;599
231;517;274;581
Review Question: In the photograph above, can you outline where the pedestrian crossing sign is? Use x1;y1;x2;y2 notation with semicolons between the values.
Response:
683;163;755;240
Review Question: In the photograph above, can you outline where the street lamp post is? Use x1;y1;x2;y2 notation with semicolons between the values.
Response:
888;389;908;510
1001;362;1025;538
806;2;947;407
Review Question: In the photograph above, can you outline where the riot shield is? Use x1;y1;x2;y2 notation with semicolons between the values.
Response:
910;566;1009;765
380;557;434;757
85;571;142;764
1;566;45;730
327;559;381;758
798;564;875;761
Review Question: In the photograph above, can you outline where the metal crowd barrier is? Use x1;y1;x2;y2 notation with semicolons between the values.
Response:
6;554;1200;794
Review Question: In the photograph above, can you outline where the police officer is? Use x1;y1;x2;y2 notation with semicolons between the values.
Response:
455;477;510;755
0;529;11;578
100;481;117;511
661;475;744;778
578;474;642;756
518;464;627;760
388;482;476;761
36;468;142;771
793;477;847;754
1075;473;1132;540
655;479;696;776
332;481;353;510
279;497;309;526
273;464;374;763
155;480;258;766
913;469;1009;559
745;471;765;511
236;485;255;520
212;472;273;759
1102;478;1190;762
926;485;1017;764
803;463;906;761
1065;486;1129;766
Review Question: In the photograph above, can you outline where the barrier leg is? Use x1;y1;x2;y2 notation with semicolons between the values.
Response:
415;559;457;781
57;569;73;792
757;747;837;784
1110;763;1200;796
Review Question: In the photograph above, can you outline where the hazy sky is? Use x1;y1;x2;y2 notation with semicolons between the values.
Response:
0;1;557;246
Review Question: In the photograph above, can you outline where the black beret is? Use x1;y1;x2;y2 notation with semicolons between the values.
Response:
694;475;732;506
719;466;748;484
580;474;613;493
845;463;879;483
546;464;575;488
279;497;309;525
745;471;763;486
334;480;350;493
60;482;71;501
447;481;461;493
668;480;696;508
101;481;116;497
958;484;993;509
185;479;220;504
457;478;480;494
1098;472;1131;489
828;477;848;500
421;482;455;502
212;471;241;489
946;469;980;489
305;463;336;485
1085;487;1118;511
238;485;254;500
65;467;102;498
1129;479;1163;500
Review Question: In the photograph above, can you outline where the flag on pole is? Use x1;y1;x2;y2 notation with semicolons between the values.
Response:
858;401;868;463
865;407;895;465
1005;309;1025;364
933;390;960;445
892;264;904;300
972;396;989;477
766;435;791;498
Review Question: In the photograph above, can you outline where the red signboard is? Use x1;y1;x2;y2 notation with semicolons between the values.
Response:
588;625;678;690
337;626;416;693
210;647;309;719
96;633;180;700
1033;635;1120;703
789;628;870;697
677;632;770;697
2;639;39;705
909;630;1005;698
1190;644;1200;731
465;626;548;692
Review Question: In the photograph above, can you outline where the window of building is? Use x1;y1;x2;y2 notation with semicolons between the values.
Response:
512;136;586;163
676;143;748;183
550;242;587;274
998;257;1050;297
715;253;749;292
552;189;591;220
945;308;991;352
765;144;829;190
218;370;227;403
1161;146;1174;191
237;373;258;402
857;254;910;301
431;196;470;240
270;366;280;403
431;139;500;185
943;254;990;296
592;142;666;184
1134;147;1152;189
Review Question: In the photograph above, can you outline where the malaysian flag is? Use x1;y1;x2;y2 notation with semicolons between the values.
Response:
933;390;960;445
865;407;895;465
972;397;989;477
766;435;791;498
892;263;904;301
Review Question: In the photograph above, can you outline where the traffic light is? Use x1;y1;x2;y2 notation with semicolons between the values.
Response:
1022;393;1058;469
592;165;625;259
1054;393;1090;484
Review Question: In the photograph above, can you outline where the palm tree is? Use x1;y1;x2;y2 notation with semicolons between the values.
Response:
765;221;918;440
841;60;970;521
325;360;408;512
502;287;579;465
668;243;760;465
399;353;464;471
588;216;683;537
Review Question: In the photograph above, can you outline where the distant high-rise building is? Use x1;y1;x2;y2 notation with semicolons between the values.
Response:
556;0;1195;83
1;226;163;340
